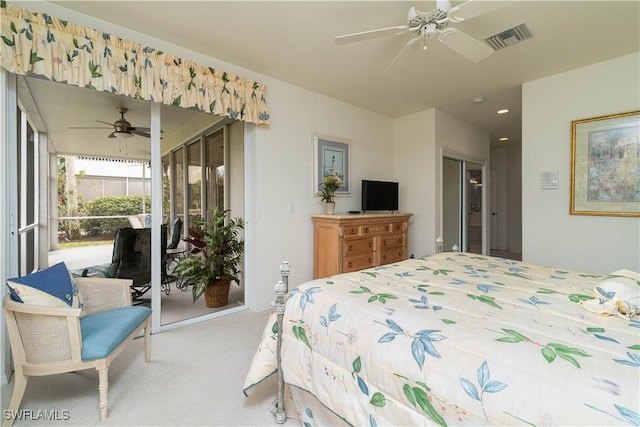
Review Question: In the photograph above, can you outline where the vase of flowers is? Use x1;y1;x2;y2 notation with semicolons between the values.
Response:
320;173;343;214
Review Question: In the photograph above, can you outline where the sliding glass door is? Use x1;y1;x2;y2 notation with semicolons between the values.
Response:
161;122;244;326
442;157;485;255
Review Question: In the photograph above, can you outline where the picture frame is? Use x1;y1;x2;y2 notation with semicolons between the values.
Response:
570;110;640;217
313;133;350;196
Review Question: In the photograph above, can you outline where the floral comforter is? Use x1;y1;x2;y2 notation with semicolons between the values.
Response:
243;253;640;426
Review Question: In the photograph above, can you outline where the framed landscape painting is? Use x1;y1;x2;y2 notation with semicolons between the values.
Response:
313;133;350;196
570;110;640;216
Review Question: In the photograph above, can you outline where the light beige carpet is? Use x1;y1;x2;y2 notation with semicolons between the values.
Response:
1;308;295;426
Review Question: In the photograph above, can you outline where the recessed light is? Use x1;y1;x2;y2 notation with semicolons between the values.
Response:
499;137;509;141
472;96;485;104
497;109;510;114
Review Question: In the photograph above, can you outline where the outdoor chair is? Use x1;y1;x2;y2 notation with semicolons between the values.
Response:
164;218;186;289
102;225;168;301
3;264;151;426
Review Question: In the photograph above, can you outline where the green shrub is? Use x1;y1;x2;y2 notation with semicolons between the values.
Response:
81;195;151;236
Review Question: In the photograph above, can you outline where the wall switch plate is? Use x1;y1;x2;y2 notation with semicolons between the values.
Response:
288;202;294;213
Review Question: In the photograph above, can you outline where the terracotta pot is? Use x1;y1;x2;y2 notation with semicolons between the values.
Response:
203;279;231;308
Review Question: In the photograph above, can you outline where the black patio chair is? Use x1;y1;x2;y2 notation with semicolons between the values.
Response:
102;225;168;302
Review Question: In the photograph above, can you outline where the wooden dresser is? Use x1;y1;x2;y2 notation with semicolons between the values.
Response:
312;213;412;279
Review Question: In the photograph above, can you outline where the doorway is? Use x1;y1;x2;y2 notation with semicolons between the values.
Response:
442;156;486;254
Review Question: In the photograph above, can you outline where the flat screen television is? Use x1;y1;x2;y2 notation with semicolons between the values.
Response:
361;180;399;212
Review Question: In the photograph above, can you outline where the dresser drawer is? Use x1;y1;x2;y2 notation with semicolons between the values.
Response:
381;233;404;250
380;248;405;265
362;223;390;235
342;225;361;237
344;237;374;255
344;253;375;272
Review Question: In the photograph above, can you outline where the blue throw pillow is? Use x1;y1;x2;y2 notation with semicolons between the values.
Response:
7;262;75;307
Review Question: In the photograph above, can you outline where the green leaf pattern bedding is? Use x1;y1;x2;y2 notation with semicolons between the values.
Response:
244;253;640;426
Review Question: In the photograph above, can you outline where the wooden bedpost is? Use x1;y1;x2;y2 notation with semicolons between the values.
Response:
271;261;289;424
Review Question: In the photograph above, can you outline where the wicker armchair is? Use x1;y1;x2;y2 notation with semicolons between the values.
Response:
2;276;151;427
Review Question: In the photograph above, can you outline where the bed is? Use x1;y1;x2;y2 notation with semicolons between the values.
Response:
243;253;640;426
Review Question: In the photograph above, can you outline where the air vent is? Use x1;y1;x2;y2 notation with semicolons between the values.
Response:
485;23;532;51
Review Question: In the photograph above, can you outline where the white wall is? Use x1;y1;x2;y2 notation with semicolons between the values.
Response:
250;81;393;310
522;53;640;273
393;109;489;258
491;142;522;253
393;109;437;258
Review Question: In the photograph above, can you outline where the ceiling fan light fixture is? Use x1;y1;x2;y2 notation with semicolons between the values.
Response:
497;109;510;114
114;131;133;139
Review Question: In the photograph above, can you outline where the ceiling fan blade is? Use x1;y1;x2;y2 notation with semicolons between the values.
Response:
447;0;515;23
131;129;151;138
96;120;114;126
68;126;112;129
438;27;494;63
107;132;117;139
130;126;163;134
335;25;411;45
383;36;421;75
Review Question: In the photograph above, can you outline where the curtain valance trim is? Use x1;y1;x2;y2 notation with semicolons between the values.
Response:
0;4;270;125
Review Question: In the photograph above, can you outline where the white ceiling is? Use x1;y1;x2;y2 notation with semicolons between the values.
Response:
17;1;640;160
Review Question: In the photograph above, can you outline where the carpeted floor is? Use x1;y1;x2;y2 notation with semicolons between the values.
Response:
1;309;296;426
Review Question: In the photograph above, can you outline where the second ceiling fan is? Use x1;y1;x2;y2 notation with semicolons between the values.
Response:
69;106;158;139
335;0;512;74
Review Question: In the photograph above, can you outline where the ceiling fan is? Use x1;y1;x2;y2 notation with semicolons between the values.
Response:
69;106;156;139
335;0;512;74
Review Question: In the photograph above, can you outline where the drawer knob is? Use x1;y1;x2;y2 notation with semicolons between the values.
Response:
364;227;369;233
351;228;356;234
368;257;372;263
383;254;387;260
369;242;372;248
349;244;352;251
348;261;353;268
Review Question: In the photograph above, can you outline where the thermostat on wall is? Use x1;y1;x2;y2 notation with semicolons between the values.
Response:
540;170;559;190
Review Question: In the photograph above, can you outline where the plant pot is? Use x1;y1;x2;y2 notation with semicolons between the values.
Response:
325;202;336;215
204;279;231;308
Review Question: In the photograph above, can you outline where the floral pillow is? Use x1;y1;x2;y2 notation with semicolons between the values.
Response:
6;262;85;316
582;269;640;318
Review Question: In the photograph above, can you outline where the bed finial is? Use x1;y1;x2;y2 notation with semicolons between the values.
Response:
280;260;290;277
271;261;290;423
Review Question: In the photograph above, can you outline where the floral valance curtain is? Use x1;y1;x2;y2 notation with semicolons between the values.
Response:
0;4;270;125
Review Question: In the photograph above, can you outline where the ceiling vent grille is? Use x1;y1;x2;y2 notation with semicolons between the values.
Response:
485;23;532;51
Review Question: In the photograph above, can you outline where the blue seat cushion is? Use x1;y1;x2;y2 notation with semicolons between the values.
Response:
80;306;151;361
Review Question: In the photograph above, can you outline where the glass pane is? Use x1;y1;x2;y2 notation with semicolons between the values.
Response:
442;157;461;251
205;129;224;215
187;140;202;223
162;154;170;218
174;147;184;221
466;162;483;255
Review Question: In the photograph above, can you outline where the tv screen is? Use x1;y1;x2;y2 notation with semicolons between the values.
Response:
361;180;399;212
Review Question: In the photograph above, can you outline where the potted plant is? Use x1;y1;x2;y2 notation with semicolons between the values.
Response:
172;207;244;308
320;173;343;214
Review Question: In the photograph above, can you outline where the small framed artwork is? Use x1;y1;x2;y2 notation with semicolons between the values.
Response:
570;110;640;216
313;133;350;196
